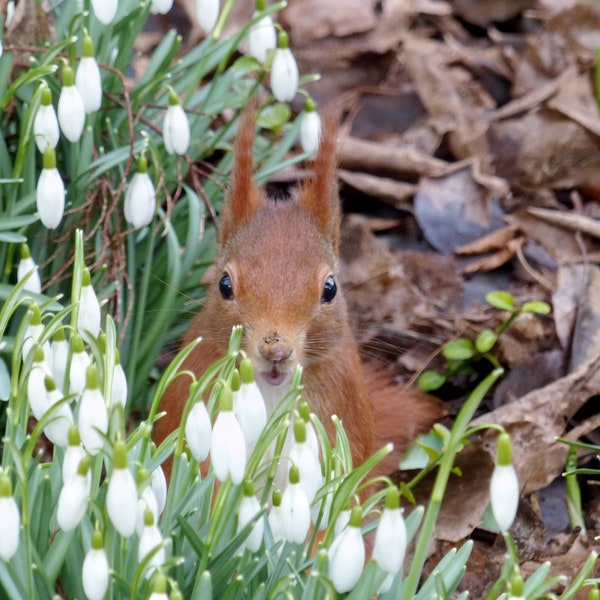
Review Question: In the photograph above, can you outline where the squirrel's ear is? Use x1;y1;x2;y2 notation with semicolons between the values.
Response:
297;112;341;252
220;104;264;247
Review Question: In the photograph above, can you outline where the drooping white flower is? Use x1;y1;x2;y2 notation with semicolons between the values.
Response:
124;156;156;229
185;400;212;462
27;345;51;420
69;334;91;395
373;486;407;593
109;349;127;409
248;0;276;64
150;466;167;514
149;573;169;600
43;375;74;447
78;364;108;455
299;98;322;154
106;440;138;537
76;32;103;114
280;465;311;544
270;31;299;103
56;456;91;531
22;304;50;362
163;90;190;155
210;384;246;484
91;0;118;25
82;529;110;600
62;426;88;485
328;506;365;593
50;328;69;392
77;267;102;338
0;474;20;561
267;488;284;544
150;0;174;15
136;472;158;536
333;506;351;539
138;508;165;577
36;146;65;229
289;418;322;504
237;480;264;553
33;84;60;154
233;357;266;450
298;401;320;459
196;0;219;34
58;63;86;142
6;1;15;27
490;432;519;533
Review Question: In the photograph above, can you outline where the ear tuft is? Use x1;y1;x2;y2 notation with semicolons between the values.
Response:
220;103;264;247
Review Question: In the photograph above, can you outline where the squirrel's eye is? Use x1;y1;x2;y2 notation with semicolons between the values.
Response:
321;275;337;304
219;272;234;300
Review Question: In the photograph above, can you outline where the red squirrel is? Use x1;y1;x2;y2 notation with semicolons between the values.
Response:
153;105;442;475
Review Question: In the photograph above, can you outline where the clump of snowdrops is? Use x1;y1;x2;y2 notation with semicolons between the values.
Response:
0;0;598;598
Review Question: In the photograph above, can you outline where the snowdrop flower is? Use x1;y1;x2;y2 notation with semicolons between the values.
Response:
185;399;212;462
27;345;51;420
56;456;91;531
138;508;165;577
91;0;118;25
210;383;246;484
106;440;138;537
58;63;85;142
109;349;127;409
490;431;519;533
270;31;299;103
163;89;190;155
333;506;351;541
48;328;68;390
33;84;60;153
248;0;276;63
77;267;102;338
267;488;284;544
76;32;102;114
0;474;20;561
298;400;320;459
196;0;219;34
237;480;264;553
280;465;311;544
69;334;91;395
299;98;322;154
136;470;158;535
149;573;168;600
328;506;365;593
373;486;407;593
151;0;174;15
151;465;167;514
82;529;110;600
62;426;87;485
124;155;156;229
233;357;266;449
43;375;74;447
22;304;49;361
78;364;108;455
36;146;65;229
6;1;15;27
289;418;322;504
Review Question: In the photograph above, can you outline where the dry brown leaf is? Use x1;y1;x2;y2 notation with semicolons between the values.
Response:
337;169;416;208
527;207;600;239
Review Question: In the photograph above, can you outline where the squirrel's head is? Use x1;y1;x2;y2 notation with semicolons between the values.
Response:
210;105;348;389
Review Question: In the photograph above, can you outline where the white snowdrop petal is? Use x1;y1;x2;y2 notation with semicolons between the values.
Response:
91;0;118;24
185;401;212;462
17;256;42;294
238;494;263;552
150;466;167;514
124;172;156;229
58;86;86;142
234;381;267;448
163;104;190;155
78;284;102;338
373;508;407;576
280;482;311;544
106;468;138;537
109;362;128;409
210;411;246;484
43;389;74;447
328;526;365;593
289;441;322;504
136;486;159;536
271;48;299;103
50;339;69;391
248;15;276;63
0;496;20;561
300;110;322;154
138;523;165;575
28;363;51;420
56;474;90;531
196;0;219;33
150;0;174;14
36;168;65;229
78;387;108;455
82;547;110;600
70;350;91;395
75;57;102;113
490;463;519;532
33;104;60;153
267;504;284;544
62;444;86;484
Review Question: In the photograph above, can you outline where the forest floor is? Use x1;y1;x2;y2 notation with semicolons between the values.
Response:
153;0;600;595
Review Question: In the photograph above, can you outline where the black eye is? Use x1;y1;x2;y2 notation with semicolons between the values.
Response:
321;275;337;303
219;272;234;300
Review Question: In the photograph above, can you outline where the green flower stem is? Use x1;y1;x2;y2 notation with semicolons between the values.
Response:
401;367;503;600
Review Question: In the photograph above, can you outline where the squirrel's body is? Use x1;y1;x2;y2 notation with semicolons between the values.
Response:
154;107;440;472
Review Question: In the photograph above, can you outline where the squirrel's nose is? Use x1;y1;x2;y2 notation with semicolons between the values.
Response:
260;332;293;364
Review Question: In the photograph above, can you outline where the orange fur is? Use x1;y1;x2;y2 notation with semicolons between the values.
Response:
153;106;442;477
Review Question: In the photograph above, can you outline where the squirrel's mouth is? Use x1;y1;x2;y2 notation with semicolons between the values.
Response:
260;368;288;387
